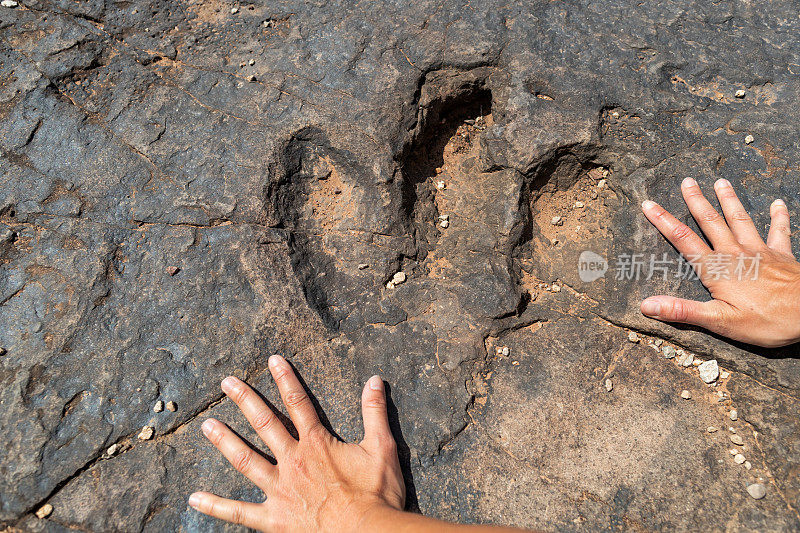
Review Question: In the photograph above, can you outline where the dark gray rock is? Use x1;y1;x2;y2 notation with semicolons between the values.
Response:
2;0;799;531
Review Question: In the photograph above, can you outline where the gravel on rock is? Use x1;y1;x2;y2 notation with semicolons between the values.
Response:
730;434;744;446
747;483;767;500
698;360;719;384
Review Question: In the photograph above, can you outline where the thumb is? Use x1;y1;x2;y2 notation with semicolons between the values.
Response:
641;296;729;331
359;375;396;456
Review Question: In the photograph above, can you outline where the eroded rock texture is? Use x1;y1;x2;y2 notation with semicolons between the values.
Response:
1;0;799;531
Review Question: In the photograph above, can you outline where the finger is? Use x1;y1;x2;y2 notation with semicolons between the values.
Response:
188;491;263;529
641;199;711;258
221;377;295;458
641;296;730;331
713;179;763;248
359;376;397;457
767;199;793;256
681;177;738;249
201;418;275;491
268;355;322;437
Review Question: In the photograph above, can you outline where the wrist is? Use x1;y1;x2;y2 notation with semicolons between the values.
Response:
352;501;401;532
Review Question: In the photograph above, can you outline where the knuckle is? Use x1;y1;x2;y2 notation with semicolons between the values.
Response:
729;209;752;222
251;409;277;432
379;435;398;455
284;390;310;409
670;299;689;322
231;503;245;525
306;424;328;444
231;386;251;405
698;209;722;223
364;395;386;410
233;448;253;473
671;223;694;243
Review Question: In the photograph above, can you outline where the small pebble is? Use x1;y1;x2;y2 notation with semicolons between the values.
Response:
605;378;613;392
730;434;744;446
574;201;585;208
501;346;510;357
729;409;738;421
35;504;53;519
698;359;719;384
735;89;746;98
734;453;746;464
720;371;730;379
166;401;177;412
0;347;6;356
680;390;692;400
248;59;255;66
436;180;446;190
679;352;694;367
1;0;19;7
692;358;702;366
358;263;369;270
550;284;561;293
248;75;257;82
551;215;563;226
662;346;676;359
392;271;406;285
138;426;155;440
439;220;449;228
729;426;736;433
654;339;663;347
230;6;239;13
707;426;718;433
597;179;606;189
729;449;738;456
745;461;752;470
385;281;395;289
746;483;767;500
627;332;640;343
166;266;180;276
107;443;119;456
744;134;754;144
153;400;164;413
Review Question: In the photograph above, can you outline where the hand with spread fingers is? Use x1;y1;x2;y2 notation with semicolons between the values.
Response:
189;355;405;532
189;356;527;532
641;177;800;348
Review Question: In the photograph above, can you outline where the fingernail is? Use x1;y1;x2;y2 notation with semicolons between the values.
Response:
268;354;284;368
368;375;383;391
641;200;656;210
221;376;239;394
201;419;216;436
188;493;202;509
774;198;786;207
715;178;731;188
682;177;697;187
641;299;661;317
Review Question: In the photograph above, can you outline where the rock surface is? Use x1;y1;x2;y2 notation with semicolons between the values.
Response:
1;0;799;531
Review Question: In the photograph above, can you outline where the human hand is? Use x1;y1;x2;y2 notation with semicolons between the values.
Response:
640;178;800;348
189;355;405;532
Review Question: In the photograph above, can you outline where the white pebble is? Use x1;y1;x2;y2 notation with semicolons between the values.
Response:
501;346;510;356
662;346;676;359
385;281;395;289
574;201;585;208
729;409;738;421
747;483;766;499
248;59;255;66
720;371;730;379
439;219;449;228
679;352;694;367
153;400;164;413
436;180;446;190
744;134;754;144
627;332;640;343
730;434;744;446
1;0;19;7
358;263;369;270
551;216;563;226
166;401;177;412
692;358;703;366
35;504;53;519
707;426;718;433
605;379;613;392
734;453;746;464
680;390;691;400
230;6;239;13
392;271;406;285
729;449;738;455
597;179;606;189
698;359;719;384
138;426;154;440
107;443;119;456
550;284;561;293
735;89;746;98
745;461;752;470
